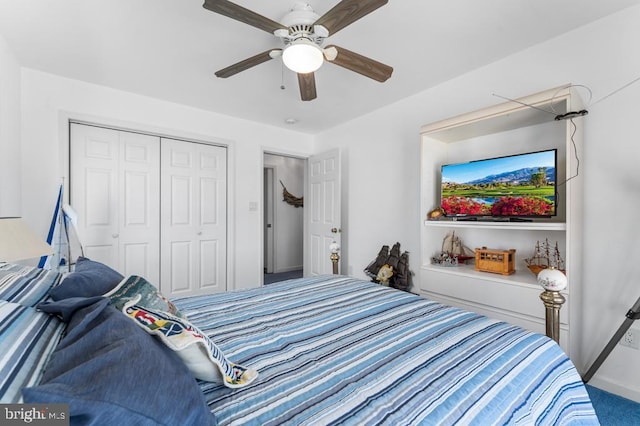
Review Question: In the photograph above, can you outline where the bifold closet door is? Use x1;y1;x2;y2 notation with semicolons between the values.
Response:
160;138;227;298
70;124;161;284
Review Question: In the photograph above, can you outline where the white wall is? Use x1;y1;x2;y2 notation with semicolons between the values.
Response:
264;153;304;273
0;34;21;216
315;5;640;401
18;69;313;289
6;3;640;401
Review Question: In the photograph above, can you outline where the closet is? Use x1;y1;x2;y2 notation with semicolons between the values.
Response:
70;123;227;298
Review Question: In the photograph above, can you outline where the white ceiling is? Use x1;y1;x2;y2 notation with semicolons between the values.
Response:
0;0;637;134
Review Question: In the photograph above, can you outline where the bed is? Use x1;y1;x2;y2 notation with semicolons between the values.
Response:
0;259;599;425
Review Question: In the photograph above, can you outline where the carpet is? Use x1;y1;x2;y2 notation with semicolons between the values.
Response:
586;384;640;425
264;269;303;285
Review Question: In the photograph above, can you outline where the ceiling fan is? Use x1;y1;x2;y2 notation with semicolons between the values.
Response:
203;0;393;101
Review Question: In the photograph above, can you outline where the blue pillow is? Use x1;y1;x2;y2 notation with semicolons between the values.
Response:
48;257;123;301
36;296;106;322
23;298;216;425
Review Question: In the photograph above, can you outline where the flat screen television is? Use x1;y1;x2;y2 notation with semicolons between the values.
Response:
440;149;557;218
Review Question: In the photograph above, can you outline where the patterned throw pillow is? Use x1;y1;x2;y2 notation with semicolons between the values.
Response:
122;296;258;388
105;275;183;318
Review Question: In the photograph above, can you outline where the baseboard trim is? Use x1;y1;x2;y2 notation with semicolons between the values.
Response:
274;266;303;274
588;376;640;403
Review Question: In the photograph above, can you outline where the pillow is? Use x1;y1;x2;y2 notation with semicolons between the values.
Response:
0;263;65;307
0;262;29;274
123;297;258;388
0;269;17;278
48;257;123;301
22;297;216;426
105;275;182;318
36;296;106;322
0;300;65;403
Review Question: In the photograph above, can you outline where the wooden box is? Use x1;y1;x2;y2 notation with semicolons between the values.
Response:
474;247;516;275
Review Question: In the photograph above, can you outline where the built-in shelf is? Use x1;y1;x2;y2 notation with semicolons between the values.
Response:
419;85;583;361
421;263;543;290
424;220;566;231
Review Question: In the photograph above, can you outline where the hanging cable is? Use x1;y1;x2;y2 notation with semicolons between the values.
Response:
556;118;580;187
590;75;640;107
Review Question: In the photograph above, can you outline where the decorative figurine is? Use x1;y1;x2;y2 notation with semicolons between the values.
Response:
427;207;445;220
431;231;474;266
524;239;565;275
376;264;394;285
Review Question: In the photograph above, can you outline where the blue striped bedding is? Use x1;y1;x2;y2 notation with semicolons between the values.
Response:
175;276;598;425
0;263;65;307
0;300;65;403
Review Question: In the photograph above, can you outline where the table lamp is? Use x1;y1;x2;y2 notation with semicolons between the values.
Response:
0;217;53;263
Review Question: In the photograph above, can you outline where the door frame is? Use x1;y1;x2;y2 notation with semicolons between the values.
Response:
263;166;276;274
59;112;235;289
261;148;308;284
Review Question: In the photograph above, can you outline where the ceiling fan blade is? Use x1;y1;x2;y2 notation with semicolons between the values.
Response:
203;0;287;34
324;45;393;82
215;49;281;78
314;0;388;36
298;73;317;101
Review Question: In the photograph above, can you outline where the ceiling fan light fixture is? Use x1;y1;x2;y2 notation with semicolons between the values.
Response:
282;39;324;74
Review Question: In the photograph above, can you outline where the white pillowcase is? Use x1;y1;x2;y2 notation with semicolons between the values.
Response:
122;296;258;388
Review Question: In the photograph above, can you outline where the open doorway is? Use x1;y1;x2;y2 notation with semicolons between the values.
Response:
263;153;305;284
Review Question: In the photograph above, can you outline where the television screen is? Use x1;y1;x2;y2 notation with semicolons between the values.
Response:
440;149;557;218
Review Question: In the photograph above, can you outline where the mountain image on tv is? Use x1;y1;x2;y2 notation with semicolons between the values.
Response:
440;150;557;217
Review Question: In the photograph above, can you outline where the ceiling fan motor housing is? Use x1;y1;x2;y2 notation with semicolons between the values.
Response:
276;2;326;46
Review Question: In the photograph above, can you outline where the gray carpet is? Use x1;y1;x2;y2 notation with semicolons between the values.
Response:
264;269;303;284
586;385;640;425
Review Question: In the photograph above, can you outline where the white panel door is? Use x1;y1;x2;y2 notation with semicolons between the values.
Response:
305;148;341;275
70;124;119;266
160;139;227;297
118;131;160;283
70;123;160;284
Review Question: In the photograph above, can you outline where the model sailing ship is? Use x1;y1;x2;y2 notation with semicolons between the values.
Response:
524;238;565;275
431;231;474;266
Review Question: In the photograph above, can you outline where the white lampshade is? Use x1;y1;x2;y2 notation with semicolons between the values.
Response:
282;39;324;74
0;217;53;262
537;267;567;291
329;241;340;254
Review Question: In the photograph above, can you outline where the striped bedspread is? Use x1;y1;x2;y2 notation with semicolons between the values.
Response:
0;301;65;403
174;276;598;425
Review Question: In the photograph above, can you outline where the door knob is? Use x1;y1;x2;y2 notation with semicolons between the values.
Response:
331;227;341;233
112;233;119;239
